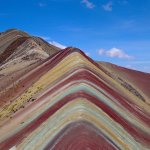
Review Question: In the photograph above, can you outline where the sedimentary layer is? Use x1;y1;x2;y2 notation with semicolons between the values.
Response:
0;30;150;150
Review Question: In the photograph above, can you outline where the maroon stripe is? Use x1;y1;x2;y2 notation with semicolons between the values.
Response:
0;91;149;149
44;121;118;150
0;48;149;149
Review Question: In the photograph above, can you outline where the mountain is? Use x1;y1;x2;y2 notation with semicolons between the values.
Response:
0;29;60;92
97;62;150;104
0;29;149;150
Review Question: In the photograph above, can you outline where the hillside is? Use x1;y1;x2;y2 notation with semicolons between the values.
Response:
0;29;60;91
0;29;149;150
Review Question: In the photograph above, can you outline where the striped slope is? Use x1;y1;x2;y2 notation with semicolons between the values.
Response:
0;47;149;150
97;62;150;104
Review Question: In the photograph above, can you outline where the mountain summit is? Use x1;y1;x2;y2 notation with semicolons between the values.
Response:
0;29;149;150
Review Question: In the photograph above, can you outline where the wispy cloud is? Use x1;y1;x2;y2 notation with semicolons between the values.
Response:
98;48;134;60
81;0;95;9
85;52;90;56
38;2;46;7
39;36;66;49
98;49;105;55
102;1;113;11
49;41;67;49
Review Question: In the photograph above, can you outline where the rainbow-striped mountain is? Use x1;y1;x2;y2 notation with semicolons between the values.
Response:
0;29;150;150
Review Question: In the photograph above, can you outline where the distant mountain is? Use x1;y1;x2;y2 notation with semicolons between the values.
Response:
0;29;149;150
97;61;150;104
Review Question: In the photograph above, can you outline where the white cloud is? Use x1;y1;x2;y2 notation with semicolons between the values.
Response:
98;49;105;55
48;41;66;49
85;52;90;56
106;48;133;59
98;48;134;60
102;1;113;11
39;36;66;49
81;0;95;9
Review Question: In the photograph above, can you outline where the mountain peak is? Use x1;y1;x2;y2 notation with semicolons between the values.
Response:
0;29;149;150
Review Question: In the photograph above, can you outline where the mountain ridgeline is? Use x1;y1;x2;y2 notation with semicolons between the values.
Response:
0;29;150;150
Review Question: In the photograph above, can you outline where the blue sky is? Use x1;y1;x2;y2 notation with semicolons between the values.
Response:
0;0;150;72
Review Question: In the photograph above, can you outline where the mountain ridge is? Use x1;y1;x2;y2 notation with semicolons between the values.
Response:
0;29;149;150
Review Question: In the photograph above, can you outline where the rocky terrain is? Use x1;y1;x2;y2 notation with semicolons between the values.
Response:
0;29;149;150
